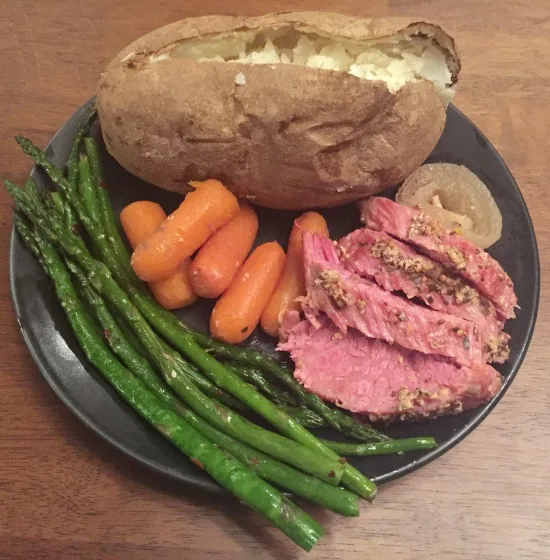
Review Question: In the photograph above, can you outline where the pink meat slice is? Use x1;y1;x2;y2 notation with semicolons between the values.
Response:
278;317;503;421
338;228;510;361
360;197;517;320
302;232;503;364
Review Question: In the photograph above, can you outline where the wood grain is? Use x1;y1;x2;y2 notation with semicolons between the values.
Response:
1;1;549;558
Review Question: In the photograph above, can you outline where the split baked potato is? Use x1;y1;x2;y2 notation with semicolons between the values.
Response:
97;12;460;209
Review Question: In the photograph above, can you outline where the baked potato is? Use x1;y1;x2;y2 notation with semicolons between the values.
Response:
97;12;460;209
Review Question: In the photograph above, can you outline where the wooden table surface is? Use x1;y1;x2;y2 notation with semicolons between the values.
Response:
1;1;548;558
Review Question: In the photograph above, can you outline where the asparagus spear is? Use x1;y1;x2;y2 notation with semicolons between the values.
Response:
280;407;326;429
84;136;134;279
323;437;438;456
77;154;100;224
106;301;149;359
61;255;342;483
183;410;359;517
14;211;43;261
53;264;358;516
224;363;298;406
27;231;323;551
16;136;117;273
66;104;96;190
8;179;345;486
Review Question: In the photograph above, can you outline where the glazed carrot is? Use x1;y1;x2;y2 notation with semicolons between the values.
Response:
210;242;286;344
131;180;239;282
148;259;198;310
120;201;197;309
120;201;167;249
260;212;329;337
190;204;259;299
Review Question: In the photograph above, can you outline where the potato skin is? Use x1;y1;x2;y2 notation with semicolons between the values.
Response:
97;12;459;210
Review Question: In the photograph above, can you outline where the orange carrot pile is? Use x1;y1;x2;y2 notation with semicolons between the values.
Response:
261;212;329;337
190;203;259;299
131;180;239;282
210;242;286;344
120;200;197;310
122;186;332;336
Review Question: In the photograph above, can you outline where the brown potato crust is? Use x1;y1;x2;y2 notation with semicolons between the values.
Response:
97;12;460;209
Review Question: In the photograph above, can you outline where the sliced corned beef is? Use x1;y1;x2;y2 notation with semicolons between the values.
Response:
338;228;510;361
278;317;503;421
302;232;506;364
360;197;517;320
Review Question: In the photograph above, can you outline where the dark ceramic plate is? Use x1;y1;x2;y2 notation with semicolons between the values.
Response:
10;99;539;495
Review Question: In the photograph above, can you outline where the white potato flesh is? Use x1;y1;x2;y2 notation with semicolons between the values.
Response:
154;28;455;103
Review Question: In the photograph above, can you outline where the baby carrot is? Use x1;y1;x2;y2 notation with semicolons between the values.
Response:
210;242;286;344
148;259;198;310
131;179;239;282
190;203;259;299
260;212;329;337
120;201;197;310
120;201;166;249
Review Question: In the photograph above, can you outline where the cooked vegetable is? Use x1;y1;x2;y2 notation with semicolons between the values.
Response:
157;356;346;485
59;262;358;516
148;259;197;310
131;179;239;282
12;135;378;498
190;203;259;298
8;177;354;488
224;363;298;406
16;136;114;269
280;406;326;429
68;260;242;412
65;261;343;484
180;405;358;517
323;437;438;456
211;242;285;344
120;200;197;309
397;163;503;248
66;105;96;190
120;200;167;249
261;211;329;337
77;155;100;223
15;225;323;551
84;137;135;282
65;134;390;444
97;13;460;209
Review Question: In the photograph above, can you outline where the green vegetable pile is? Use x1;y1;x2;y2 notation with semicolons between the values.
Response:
5;106;437;551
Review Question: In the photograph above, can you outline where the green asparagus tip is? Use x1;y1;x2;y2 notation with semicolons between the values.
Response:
323;436;438;457
4;179;21;196
15;136;40;158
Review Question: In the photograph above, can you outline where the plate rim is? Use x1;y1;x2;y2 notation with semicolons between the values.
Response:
9;98;541;495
